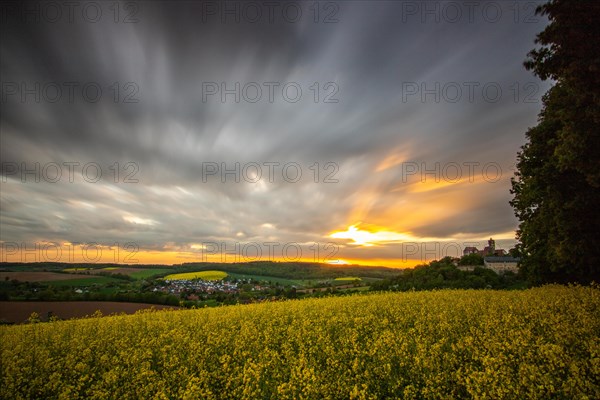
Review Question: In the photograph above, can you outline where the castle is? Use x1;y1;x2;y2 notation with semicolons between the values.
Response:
463;238;506;257
462;238;519;274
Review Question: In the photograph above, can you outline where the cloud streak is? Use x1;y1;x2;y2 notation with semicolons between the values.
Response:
1;1;549;266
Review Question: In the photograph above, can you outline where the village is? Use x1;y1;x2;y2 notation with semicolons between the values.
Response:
153;279;239;296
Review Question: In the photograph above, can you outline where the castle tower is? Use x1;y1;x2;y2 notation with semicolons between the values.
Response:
488;238;495;252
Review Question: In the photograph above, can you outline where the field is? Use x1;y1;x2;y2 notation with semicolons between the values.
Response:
0;272;100;282
128;268;172;279
45;276;124;287
1;286;598;399
178;261;401;280
226;272;306;287
0;301;178;324
163;270;228;281
89;267;172;279
65;267;173;280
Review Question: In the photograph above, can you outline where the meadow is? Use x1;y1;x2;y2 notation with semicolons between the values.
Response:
128;268;173;280
1;286;598;399
45;276;124;287
0;272;100;283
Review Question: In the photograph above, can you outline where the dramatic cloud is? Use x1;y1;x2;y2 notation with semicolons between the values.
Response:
0;1;549;266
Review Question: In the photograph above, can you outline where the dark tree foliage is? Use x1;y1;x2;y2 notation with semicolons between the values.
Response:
370;257;525;292
458;253;484;266
511;0;600;284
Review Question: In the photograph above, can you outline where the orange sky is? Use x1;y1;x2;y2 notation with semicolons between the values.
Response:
0;168;518;269
1;221;516;269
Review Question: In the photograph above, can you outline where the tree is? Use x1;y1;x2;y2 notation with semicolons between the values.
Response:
511;0;600;284
508;247;521;258
459;253;484;266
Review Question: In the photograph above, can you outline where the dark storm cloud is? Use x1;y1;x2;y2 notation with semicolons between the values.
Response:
1;0;548;262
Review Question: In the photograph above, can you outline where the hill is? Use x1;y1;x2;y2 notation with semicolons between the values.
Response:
176;261;401;280
0;261;401;281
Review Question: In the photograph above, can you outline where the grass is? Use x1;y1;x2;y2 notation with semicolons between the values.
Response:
163;270;228;281
334;277;361;281
45;276;123;286
338;286;371;292
129;269;173;279
63;267;92;272
226;272;306;287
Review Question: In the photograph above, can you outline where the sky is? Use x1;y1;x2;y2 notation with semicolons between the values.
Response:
0;0;550;267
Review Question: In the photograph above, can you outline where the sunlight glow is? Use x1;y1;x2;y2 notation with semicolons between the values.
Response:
123;215;158;226
326;259;350;265
329;224;414;246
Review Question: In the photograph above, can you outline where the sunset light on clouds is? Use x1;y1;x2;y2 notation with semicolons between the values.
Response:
0;1;550;268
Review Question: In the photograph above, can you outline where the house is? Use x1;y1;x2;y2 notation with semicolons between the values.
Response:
483;256;520;274
463;246;479;256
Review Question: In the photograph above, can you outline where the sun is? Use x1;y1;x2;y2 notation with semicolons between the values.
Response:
330;225;376;246
329;224;414;247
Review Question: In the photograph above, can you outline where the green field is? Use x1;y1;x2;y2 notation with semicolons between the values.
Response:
1;286;598;399
63;267;92;272
129;269;173;279
163;270;228;281
45;276;123;286
226;272;306;287
338;285;371;292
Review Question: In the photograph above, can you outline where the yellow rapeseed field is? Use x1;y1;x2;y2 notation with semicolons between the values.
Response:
1;286;599;399
163;270;228;281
